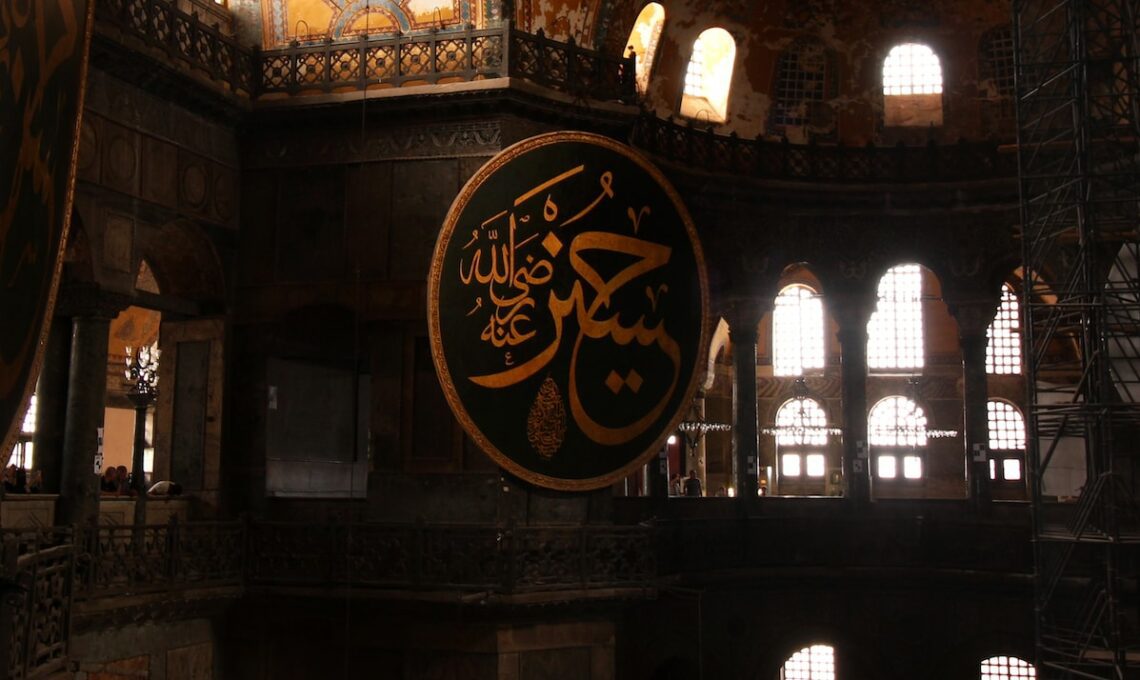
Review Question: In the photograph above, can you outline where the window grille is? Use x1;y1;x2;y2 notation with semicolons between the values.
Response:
774;284;825;376
868;264;924;370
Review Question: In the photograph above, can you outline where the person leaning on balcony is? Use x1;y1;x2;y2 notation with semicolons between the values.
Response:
684;470;703;497
100;467;119;494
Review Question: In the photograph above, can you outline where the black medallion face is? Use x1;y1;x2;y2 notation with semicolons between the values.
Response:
429;132;708;490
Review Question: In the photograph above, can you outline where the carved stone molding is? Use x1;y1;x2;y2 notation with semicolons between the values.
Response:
55;282;133;320
246;121;503;168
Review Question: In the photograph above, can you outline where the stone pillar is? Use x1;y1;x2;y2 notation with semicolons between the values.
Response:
727;302;762;500
690;390;707;488
32;317;72;493
949;299;999;510
56;285;122;528
832;293;875;504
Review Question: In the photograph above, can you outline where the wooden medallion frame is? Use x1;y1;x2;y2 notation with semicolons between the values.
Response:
428;131;709;491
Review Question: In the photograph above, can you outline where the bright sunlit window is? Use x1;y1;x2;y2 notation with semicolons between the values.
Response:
782;644;836;680
987;400;1025;481
987;284;1021;374
774;284;825;376
981;655;1036;679
775;398;829;481
883;44;943;126
869;395;927;480
680;27;736;123
868;264;924;370
8;394;37;469
782;453;802;477
883;43;942;95
627;3;666;95
776;398;829;447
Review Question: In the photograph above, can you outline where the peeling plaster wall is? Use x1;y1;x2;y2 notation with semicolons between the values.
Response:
258;0;487;47
610;0;1010;143
516;0;604;45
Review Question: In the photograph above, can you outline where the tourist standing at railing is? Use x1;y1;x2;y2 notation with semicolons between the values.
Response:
115;465;130;495
100;467;118;494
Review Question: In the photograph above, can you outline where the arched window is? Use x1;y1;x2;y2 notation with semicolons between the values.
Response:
626;3;665;95
987;400;1026;482
987;284;1021;374
979;27;1015;98
868;264;924;371
774;284;825;376
882;43;943;126
980;655;1036;679
680;27;736;123
869;396;927;479
771;39;835;137
8;393;37;470
775;398;829;483
781;644;836;680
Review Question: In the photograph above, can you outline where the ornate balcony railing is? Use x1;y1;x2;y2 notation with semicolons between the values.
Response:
79;520;244;596
3;544;74;680
246;521;655;593
2;519;654;599
256;27;508;95
97;0;255;96
254;27;637;103
630;115;1019;183
94;0;636;103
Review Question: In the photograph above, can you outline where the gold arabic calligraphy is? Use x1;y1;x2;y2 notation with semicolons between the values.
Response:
456;164;681;447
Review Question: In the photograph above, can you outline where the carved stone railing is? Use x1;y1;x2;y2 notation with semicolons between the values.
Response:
507;29;635;104
246;521;655;593
254;26;636;103
2;519;654;605
630;115;1019;183
96;0;255;96
256;27;508;95
78;520;244;596
2;543;74;680
93;0;636;104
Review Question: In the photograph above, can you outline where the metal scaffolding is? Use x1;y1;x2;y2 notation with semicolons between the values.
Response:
1015;0;1140;676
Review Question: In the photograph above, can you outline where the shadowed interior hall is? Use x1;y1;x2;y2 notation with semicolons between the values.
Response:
1;0;1138;678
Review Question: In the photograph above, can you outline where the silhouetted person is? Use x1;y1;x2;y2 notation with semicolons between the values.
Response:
684;470;702;497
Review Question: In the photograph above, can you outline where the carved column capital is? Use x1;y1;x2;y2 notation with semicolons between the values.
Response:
828;291;876;347
721;297;767;344
946;296;1000;342
55;281;132;320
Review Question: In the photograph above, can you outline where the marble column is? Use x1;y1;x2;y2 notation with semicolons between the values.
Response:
832;293;874;504
727;303;763;500
57;286;122;528
689;390;707;489
32;317;72;493
949;299;999;510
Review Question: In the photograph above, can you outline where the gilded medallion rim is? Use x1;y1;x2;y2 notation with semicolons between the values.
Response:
428;130;709;491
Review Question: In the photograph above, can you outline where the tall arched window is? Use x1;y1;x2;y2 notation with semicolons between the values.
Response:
883;43;943;126
868;264;924;371
774;284;825;376
869;395;927;479
626;3;665;95
987;284;1021;374
775;398;829;484
978;27;1015;128
771;38;836;138
781;644;836;680
987;400;1026;482
680;27;736;123
8;393;36;470
981;655;1036;679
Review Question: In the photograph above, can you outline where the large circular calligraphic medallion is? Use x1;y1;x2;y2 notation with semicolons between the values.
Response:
429;132;708;490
